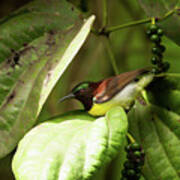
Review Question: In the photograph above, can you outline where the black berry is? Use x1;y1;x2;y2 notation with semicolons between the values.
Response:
127;169;136;176
135;166;142;173
124;161;134;169
152;46;161;55
147;24;169;75
157;28;164;36
150;34;160;43
146;29;152;37
125;145;131;152
131;143;141;151
151;56;159;64
159;45;166;52
162;62;170;72
138;158;145;166
157;53;163;59
122;141;145;180
151;67;160;74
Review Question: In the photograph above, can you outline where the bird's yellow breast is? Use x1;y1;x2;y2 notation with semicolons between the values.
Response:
88;100;120;116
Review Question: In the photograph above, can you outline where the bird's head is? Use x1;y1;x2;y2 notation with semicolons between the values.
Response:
59;81;100;110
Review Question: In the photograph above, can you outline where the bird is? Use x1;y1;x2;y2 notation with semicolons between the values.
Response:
59;68;154;116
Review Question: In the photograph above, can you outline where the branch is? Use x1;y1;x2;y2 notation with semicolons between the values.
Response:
105;18;151;34
98;8;177;35
103;37;119;75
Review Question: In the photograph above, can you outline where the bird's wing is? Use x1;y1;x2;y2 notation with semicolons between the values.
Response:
94;68;148;103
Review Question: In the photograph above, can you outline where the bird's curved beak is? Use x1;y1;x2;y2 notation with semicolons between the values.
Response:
58;93;75;103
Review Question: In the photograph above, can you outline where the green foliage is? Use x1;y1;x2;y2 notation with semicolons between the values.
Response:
128;74;180;179
12;107;128;180
0;0;95;159
138;0;180;45
138;0;178;17
0;0;81;63
0;0;179;179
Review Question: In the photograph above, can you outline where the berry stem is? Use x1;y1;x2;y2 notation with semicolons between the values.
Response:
99;8;177;34
151;17;155;25
127;133;136;144
105;18;151;33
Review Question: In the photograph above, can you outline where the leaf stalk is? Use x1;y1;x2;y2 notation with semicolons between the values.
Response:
92;8;178;35
103;37;119;75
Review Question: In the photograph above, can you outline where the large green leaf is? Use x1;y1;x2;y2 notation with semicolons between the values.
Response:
138;0;178;17
0;0;83;63
138;0;180;46
0;0;95;159
12;107;128;180
128;74;180;180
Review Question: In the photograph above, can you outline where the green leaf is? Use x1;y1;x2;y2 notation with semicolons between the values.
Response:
12;107;128;180
138;0;180;46
0;0;95;159
158;12;180;46
128;73;180;180
0;0;83;62
138;0;178;17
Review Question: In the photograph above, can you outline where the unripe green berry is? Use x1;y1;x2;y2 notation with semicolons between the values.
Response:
152;47;161;55
151;67;160;74
150;34;160;43
162;62;170;72
134;151;142;158
149;24;158;33
151;56;159;64
125;145;131;152
146;29;152;37
157;28;164;36
127;169;136;176
131;143;141;151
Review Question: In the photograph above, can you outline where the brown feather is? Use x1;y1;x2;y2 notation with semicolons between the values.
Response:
94;68;148;103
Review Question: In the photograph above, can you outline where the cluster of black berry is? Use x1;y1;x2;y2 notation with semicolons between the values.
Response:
121;142;145;180
146;24;170;74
